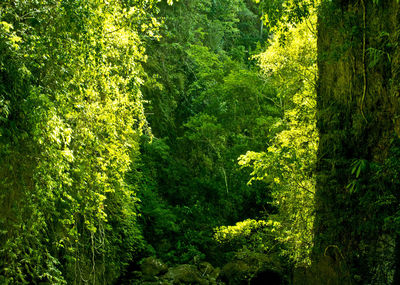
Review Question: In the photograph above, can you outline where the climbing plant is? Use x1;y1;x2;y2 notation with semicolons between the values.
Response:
0;0;159;283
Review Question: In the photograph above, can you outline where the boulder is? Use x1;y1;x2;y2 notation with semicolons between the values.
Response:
140;257;168;280
197;262;220;285
220;260;251;284
163;264;208;285
198;262;214;276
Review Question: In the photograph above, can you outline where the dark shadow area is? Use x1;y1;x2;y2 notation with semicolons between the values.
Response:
250;269;283;285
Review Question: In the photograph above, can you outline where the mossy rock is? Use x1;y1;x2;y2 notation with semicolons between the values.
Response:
140;257;168;280
197;262;220;284
220;260;251;284
199;262;220;277
198;261;214;276
163;264;208;285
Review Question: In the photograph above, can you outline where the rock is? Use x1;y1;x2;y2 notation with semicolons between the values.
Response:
140;257;168;280
197;262;220;284
220;260;251;284
210;267;220;280
220;252;286;284
198;262;214;276
163;264;208;284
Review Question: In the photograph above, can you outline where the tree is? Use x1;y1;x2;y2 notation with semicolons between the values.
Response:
239;5;317;267
0;0;157;282
136;0;280;265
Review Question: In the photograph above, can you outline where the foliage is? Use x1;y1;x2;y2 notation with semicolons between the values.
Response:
0;0;158;283
257;0;316;34
238;7;318;267
135;0;283;266
214;219;290;283
0;0;367;282
215;219;280;251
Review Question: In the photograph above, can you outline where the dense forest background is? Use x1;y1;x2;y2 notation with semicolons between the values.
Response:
1;0;400;284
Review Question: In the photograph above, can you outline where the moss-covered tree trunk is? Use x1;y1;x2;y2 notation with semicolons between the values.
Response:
312;0;400;284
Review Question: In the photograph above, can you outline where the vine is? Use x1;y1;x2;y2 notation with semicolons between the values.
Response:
360;0;367;123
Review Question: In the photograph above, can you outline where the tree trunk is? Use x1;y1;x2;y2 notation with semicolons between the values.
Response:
312;0;400;283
